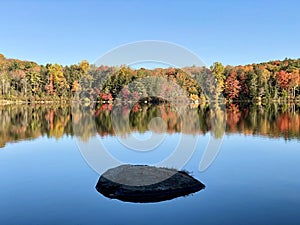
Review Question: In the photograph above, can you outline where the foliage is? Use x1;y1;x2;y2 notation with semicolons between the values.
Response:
0;53;300;102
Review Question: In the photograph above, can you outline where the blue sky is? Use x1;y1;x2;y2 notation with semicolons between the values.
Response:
0;0;299;66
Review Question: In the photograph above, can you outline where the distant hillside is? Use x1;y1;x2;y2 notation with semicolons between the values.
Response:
0;53;299;102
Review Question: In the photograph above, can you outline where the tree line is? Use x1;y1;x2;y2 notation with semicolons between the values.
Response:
0;53;300;102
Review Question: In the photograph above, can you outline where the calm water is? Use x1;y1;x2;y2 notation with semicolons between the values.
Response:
0;103;300;225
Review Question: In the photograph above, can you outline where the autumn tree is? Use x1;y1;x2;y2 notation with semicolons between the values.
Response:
276;70;290;98
225;70;241;101
211;62;225;100
46;64;69;97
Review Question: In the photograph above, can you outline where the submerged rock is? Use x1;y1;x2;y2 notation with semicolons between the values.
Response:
96;165;205;203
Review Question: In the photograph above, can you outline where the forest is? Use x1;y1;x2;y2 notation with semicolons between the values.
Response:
0;53;300;103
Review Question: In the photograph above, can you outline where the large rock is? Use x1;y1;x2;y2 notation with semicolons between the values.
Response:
96;165;205;203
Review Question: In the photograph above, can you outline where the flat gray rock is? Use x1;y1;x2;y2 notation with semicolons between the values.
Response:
96;165;205;203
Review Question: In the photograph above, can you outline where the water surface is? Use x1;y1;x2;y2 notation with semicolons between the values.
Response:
0;103;299;225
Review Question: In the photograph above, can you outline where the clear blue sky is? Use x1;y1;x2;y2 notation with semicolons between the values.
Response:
1;0;300;67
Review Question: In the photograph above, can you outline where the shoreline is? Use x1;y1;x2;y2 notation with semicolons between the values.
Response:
0;98;300;106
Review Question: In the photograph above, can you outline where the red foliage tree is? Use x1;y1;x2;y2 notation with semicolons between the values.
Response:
225;71;241;100
276;70;290;90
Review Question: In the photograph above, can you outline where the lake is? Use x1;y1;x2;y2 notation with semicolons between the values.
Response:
0;103;300;225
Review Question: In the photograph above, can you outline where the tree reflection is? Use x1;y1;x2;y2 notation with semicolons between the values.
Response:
0;102;300;148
